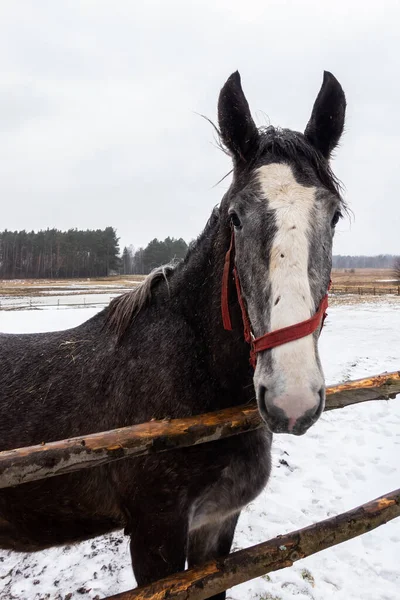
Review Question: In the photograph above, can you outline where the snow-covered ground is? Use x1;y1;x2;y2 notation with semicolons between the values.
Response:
0;279;140;310
0;299;399;600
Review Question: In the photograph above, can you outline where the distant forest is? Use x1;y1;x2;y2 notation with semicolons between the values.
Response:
0;228;188;279
0;227;397;279
0;228;120;279
121;238;188;275
332;255;398;269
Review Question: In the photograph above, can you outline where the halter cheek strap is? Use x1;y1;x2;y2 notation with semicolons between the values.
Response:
221;229;330;368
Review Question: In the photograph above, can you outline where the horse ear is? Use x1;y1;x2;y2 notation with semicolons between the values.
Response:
218;71;259;162
304;71;346;159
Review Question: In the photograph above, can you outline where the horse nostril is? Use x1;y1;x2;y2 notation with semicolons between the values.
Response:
301;387;325;422
316;386;325;414
258;385;272;420
294;387;325;430
258;385;267;404
257;386;289;433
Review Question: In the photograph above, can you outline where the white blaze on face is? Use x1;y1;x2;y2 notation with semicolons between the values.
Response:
256;163;322;420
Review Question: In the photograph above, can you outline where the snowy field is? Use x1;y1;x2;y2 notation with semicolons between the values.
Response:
0;299;399;599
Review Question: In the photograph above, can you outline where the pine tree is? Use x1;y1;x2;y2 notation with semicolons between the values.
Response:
122;247;131;274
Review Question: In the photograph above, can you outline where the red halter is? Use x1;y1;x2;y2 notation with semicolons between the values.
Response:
221;229;330;368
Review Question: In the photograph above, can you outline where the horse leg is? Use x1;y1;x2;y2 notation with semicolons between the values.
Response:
188;511;240;600
129;512;188;586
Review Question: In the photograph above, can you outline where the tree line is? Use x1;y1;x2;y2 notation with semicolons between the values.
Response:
0;228;188;279
332;255;398;269
0;226;398;279
0;228;120;279
121;237;188;275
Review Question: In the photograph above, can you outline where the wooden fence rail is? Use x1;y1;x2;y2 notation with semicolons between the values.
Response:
0;371;399;490
104;488;400;600
1;370;399;600
330;285;400;296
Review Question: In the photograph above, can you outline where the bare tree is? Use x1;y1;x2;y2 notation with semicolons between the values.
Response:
394;257;400;281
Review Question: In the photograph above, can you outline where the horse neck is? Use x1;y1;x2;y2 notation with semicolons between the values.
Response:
171;218;254;402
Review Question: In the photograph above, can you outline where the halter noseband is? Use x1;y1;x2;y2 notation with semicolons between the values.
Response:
221;229;330;368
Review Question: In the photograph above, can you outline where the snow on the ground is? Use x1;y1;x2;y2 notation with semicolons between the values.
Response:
0;307;102;334
0;300;399;600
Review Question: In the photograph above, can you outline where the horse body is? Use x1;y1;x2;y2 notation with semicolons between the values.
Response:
0;218;271;589
0;70;346;598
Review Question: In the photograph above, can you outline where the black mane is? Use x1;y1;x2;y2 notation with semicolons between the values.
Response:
106;207;221;337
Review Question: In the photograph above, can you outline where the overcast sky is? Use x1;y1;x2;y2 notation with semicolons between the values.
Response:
0;1;399;255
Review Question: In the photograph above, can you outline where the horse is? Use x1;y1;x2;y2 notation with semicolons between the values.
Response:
0;70;346;599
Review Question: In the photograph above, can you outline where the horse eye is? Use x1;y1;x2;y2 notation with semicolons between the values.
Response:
229;212;242;229
331;210;342;228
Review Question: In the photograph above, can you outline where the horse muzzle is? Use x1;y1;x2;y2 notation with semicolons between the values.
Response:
257;384;325;435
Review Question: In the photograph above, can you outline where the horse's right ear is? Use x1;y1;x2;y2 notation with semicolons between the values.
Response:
218;71;259;163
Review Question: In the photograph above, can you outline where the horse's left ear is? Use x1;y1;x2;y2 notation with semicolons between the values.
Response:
304;71;346;159
218;71;259;163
